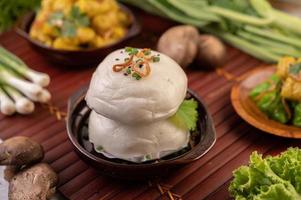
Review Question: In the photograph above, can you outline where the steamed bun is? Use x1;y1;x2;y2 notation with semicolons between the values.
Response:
88;111;189;162
85;48;187;125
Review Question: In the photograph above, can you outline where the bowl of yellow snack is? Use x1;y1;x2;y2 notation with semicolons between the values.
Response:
16;0;141;67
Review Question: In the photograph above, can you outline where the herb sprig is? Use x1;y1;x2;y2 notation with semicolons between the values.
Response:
48;5;90;37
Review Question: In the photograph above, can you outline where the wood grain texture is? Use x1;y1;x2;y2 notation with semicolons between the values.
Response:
1;5;301;200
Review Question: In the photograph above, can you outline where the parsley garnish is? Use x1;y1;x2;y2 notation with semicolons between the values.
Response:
61;21;77;37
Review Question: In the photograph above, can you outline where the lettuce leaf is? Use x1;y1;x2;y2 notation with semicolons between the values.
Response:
229;148;301;200
169;99;198;131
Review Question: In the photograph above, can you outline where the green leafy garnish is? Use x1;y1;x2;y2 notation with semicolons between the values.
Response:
229;148;301;200
169;99;198;131
68;5;90;27
48;11;64;25
289;63;301;76
48;5;89;37
61;21;77;37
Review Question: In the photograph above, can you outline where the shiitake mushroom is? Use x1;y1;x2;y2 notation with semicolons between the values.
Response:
196;34;226;69
0;136;44;166
157;25;199;68
157;26;226;69
9;163;58;200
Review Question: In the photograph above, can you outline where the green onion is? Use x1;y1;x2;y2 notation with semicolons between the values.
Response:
0;86;15;115
132;72;141;80
0;46;50;87
3;85;35;115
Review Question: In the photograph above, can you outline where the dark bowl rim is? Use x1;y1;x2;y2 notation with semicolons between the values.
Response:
15;3;141;53
66;86;216;168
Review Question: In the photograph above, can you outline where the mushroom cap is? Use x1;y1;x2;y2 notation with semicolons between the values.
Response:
88;111;189;162
85;48;187;125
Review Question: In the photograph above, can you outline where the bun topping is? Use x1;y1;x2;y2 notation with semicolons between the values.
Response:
112;47;160;80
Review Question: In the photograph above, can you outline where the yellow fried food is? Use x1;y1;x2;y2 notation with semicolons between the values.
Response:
53;37;79;50
42;23;59;38
76;0;111;17
281;77;301;101
91;36;106;48
112;26;126;39
30;0;131;50
92;14;112;33
52;0;73;11
276;57;296;79
77;27;96;43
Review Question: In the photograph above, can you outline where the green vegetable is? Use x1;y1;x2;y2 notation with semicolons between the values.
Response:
0;46;50;87
125;47;139;55
169;99;198;131
292;102;301;127
0;0;40;32
289;63;301;76
152;56;160;62
48;5;90;37
132;72;141;80
95;146;104;153
250;74;289;123
229;148;301;200
119;0;301;63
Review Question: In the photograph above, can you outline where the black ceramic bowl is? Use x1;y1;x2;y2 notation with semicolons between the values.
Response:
66;87;216;180
15;4;141;67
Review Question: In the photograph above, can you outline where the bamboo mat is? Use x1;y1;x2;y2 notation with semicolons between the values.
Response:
1;7;301;200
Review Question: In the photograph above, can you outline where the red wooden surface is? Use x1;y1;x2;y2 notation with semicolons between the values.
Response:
1;5;301;200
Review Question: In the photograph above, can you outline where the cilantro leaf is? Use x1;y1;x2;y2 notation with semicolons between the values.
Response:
48;11;64;25
69;5;90;27
61;21;76;37
289;63;301;76
169;99;198;131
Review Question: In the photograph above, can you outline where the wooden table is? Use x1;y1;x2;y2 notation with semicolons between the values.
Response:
1;4;301;200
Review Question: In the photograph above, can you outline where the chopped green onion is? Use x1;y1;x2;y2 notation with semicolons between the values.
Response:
132;72;141;80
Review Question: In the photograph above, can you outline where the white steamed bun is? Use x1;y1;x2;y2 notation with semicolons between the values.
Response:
88;111;189;163
85;48;187;125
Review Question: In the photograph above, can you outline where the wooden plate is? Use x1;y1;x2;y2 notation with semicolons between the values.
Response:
231;66;301;138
